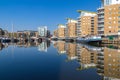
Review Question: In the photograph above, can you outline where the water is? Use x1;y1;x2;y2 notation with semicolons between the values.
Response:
0;41;120;80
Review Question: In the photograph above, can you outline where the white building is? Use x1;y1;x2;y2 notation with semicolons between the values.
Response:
38;26;47;37
102;0;120;6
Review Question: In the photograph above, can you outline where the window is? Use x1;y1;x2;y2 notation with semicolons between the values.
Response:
109;26;111;28
109;22;111;24
118;16;120;19
114;17;116;19
108;8;112;10
109;12;112;14
105;0;112;5
109;31;111;33
114;21;116;24
108;17;112;19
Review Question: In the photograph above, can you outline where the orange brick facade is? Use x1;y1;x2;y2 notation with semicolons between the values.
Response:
104;4;120;35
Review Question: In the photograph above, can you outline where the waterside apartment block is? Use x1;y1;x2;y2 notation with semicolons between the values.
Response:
53;0;120;40
98;0;120;36
66;18;77;39
57;24;66;39
53;29;58;38
77;10;98;37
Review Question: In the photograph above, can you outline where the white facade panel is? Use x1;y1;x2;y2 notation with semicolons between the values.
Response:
80;12;96;17
38;26;47;37
103;0;120;6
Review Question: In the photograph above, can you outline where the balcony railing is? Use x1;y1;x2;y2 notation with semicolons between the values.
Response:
98;25;104;28
98;28;104;31
97;12;104;15
98;21;104;23
98;16;104;19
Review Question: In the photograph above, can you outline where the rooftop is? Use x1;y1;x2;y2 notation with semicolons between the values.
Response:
66;18;77;23
58;24;66;28
77;10;96;14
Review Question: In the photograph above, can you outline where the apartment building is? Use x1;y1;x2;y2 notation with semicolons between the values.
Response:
17;30;38;39
77;10;98;37
57;24;66;38
53;29;58;37
38;26;48;37
98;0;120;36
66;18;77;39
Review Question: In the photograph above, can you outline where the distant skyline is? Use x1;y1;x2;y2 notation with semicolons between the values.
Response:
0;0;101;32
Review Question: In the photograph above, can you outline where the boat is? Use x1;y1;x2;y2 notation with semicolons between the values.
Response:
77;36;102;43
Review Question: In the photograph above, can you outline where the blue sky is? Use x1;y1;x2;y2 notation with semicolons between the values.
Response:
0;0;101;32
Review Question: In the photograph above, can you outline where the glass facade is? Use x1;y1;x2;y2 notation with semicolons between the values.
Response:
38;27;47;37
104;0;112;5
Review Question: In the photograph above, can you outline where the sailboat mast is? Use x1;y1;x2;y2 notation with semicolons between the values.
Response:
12;23;14;39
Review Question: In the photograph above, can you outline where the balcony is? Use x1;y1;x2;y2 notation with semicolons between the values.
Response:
97;60;104;64
91;28;94;30
97;69;104;74
96;65;104;69
97;11;104;15
98;16;104;19
77;23;81;26
98;56;104;60
98;31;104;35
98;20;104;23
98;53;104;56
97;7;104;11
91;21;94;24
98;22;104;25
98;29;104;31
98;25;104;28
78;20;81;22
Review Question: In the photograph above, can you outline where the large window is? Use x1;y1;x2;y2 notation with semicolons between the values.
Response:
118;16;120;19
105;0;112;5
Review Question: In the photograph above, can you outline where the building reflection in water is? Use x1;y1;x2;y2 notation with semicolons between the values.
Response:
38;42;47;52
76;44;98;70
53;41;78;60
16;40;50;52
66;43;78;60
15;41;39;48
97;47;120;80
53;41;58;49
53;41;120;80
77;44;120;80
56;41;66;54
0;40;51;53
0;43;9;51
38;40;50;52
0;41;120;80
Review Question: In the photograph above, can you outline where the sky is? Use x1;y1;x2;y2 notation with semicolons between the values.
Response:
0;0;101;32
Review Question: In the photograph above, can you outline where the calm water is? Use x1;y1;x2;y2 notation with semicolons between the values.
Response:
0;41;120;80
